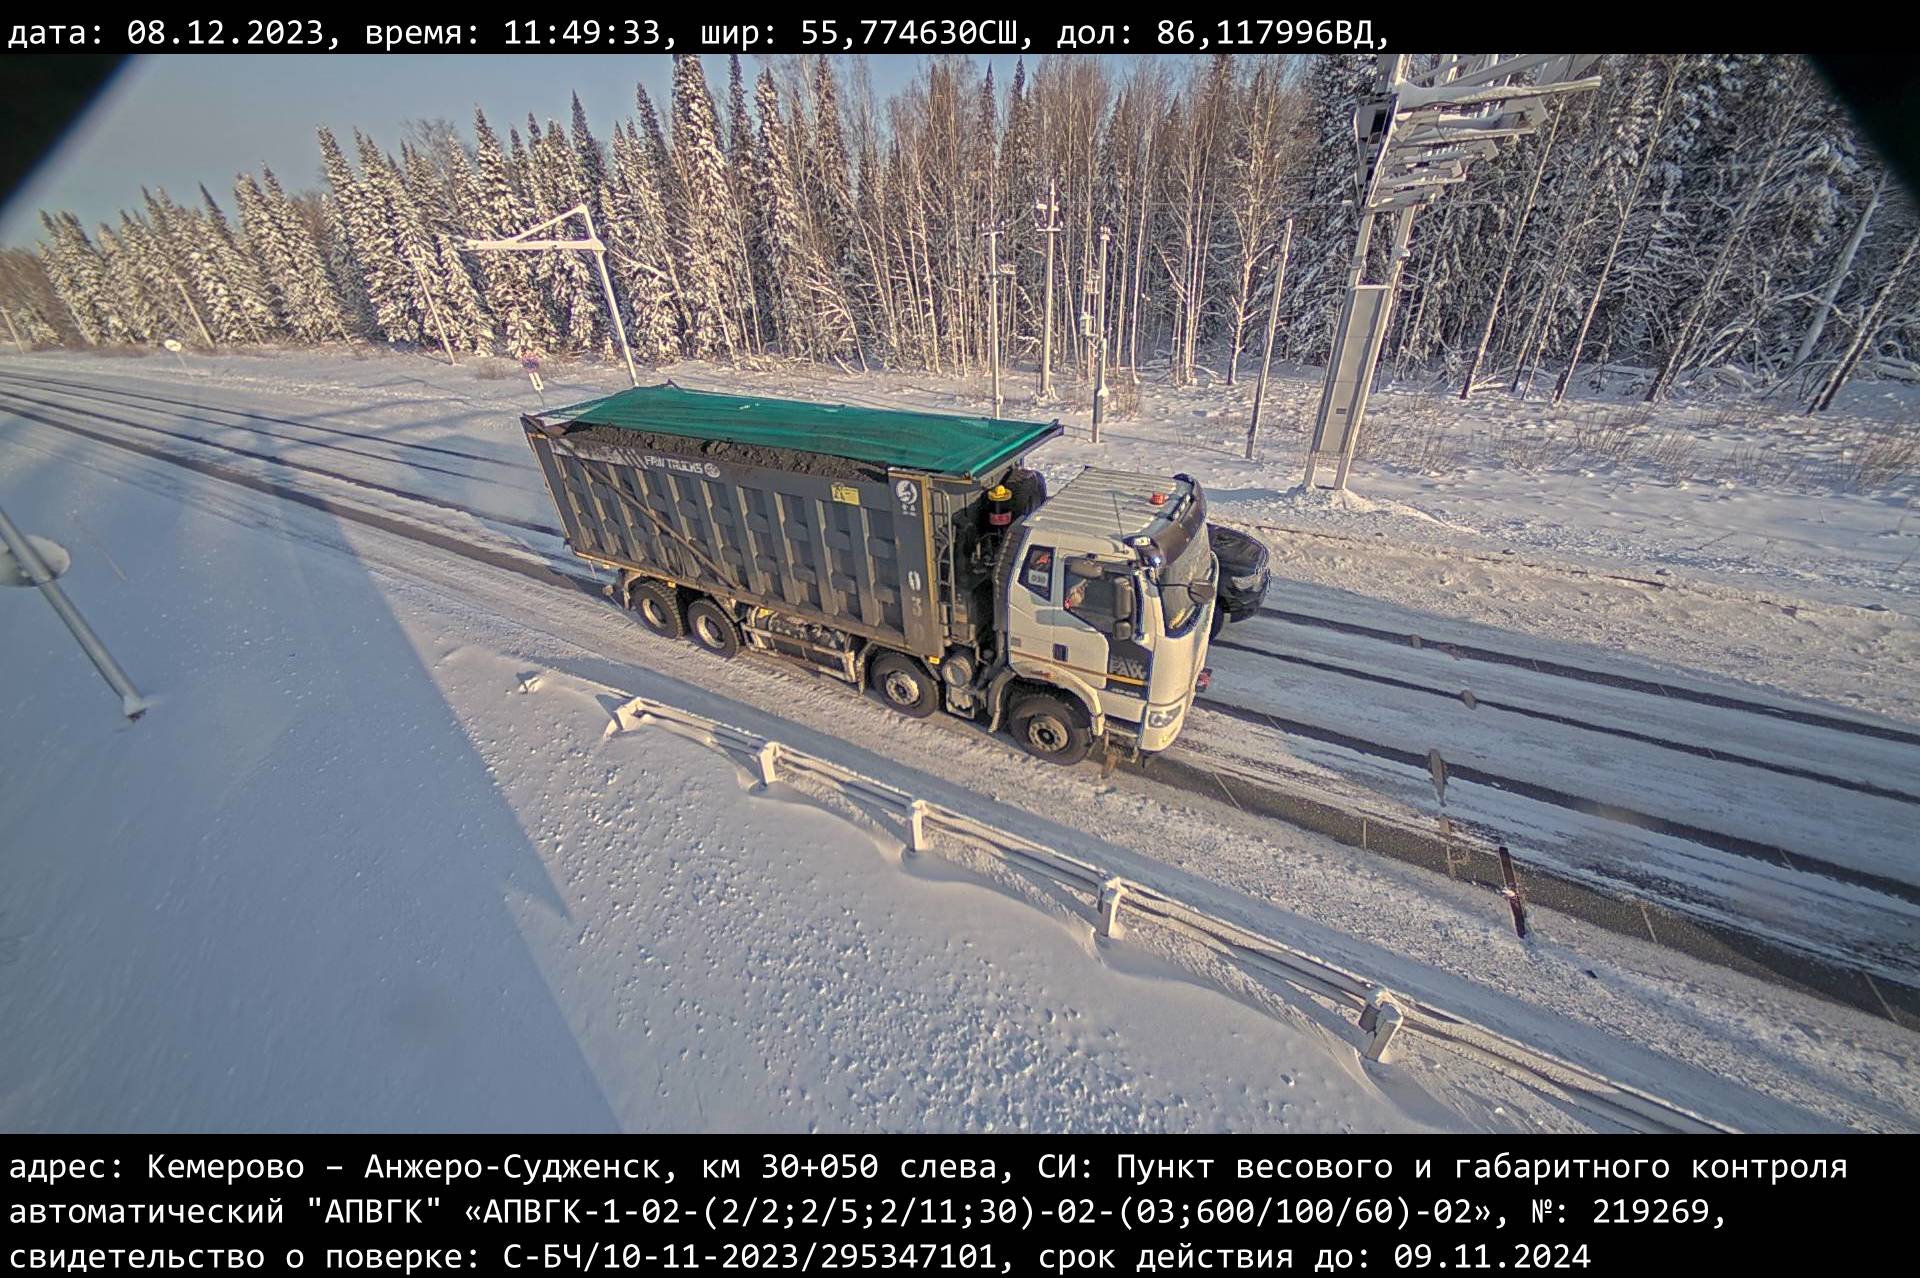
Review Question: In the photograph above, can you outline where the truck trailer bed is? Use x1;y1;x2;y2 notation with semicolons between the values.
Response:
523;384;1061;659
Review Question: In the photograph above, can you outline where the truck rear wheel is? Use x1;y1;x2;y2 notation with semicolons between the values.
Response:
628;580;684;639
1009;693;1093;766
869;652;937;718
684;599;740;659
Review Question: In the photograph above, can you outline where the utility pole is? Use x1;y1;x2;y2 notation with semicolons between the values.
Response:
1034;179;1059;400
1091;225;1111;443
466;203;639;388
170;274;215;349
1332;205;1414;493
1247;217;1293;461
0;501;146;720
0;305;25;354
408;249;458;365
984;224;1004;417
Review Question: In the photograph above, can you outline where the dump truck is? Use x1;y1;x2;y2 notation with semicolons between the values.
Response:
522;384;1217;765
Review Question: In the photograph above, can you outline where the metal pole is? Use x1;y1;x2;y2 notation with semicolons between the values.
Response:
985;226;1002;417
409;250;458;366
1037;180;1057;400
1334;204;1416;492
1305;211;1376;489
1247;218;1293;461
0;502;146;719
582;209;640;388
173;275;215;348
1091;225;1111;443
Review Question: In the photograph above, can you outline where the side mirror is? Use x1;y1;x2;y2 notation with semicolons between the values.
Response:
1111;577;1136;641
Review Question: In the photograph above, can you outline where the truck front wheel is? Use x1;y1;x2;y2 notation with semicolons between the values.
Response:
684;599;740;659
629;580;684;639
869;652;938;718
1009;693;1093;766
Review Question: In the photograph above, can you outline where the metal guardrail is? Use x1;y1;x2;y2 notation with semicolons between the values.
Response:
606;694;1735;1134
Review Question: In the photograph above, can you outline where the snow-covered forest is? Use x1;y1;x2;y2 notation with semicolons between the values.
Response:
2;53;1916;410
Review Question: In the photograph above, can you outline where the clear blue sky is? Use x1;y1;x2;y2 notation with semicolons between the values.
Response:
1;53;1033;246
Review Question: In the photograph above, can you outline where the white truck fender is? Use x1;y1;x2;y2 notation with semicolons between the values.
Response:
990;666;1105;738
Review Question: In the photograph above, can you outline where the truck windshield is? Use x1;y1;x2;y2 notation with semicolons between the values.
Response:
1155;529;1213;634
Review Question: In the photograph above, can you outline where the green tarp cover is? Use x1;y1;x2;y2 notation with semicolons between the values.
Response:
539;383;1059;478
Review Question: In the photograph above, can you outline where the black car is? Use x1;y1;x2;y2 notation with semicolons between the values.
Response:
1207;523;1270;637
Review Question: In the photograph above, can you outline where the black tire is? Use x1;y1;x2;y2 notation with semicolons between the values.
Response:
869;652;938;718
1209;606;1225;639
1009;692;1093;766
683;598;741;659
628;579;684;639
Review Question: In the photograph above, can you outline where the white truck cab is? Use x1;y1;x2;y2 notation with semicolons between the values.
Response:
999;467;1216;759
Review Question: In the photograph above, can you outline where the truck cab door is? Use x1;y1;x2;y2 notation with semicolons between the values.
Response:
1005;541;1109;689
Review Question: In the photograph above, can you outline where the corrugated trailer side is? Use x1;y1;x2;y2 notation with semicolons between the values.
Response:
524;422;947;657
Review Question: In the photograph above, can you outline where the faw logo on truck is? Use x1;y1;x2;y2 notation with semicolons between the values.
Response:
639;454;723;479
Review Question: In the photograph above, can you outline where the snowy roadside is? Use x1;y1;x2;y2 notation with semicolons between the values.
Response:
6;388;1915;1132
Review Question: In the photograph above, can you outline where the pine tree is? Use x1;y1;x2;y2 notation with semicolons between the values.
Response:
670;54;743;360
261;167;353;342
201;184;277;342
119;210;201;344
350;131;432;343
606;121;683;362
94;222;160;342
470;109;555;357
234;172;298;332
755;68;812;355
38;211;107;343
137;189;217;346
998;59;1037;349
0;249;66;346
319;126;409;341
434;231;496;354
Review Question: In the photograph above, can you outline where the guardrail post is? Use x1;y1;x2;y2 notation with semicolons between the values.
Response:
1497;844;1529;938
755;740;782;789
1097;878;1128;940
907;800;931;855
1360;992;1403;1063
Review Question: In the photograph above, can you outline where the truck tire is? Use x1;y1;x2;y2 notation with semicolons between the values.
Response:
1009;692;1093;766
628;580;684;639
1209;606;1225;639
869;652;938;718
684;598;741;659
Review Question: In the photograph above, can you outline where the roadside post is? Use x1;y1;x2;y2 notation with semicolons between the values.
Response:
0;501;147;720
